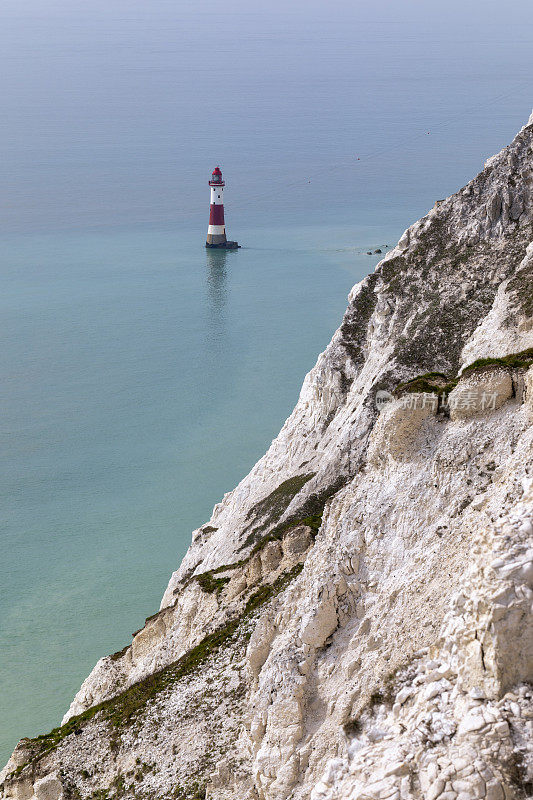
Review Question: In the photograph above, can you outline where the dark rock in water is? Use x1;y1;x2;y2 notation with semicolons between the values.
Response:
206;240;240;249
374;248;382;254
366;251;372;255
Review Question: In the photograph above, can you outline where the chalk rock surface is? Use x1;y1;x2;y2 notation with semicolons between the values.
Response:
2;114;533;800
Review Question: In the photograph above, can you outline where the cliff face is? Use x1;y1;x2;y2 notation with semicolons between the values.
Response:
2;114;533;800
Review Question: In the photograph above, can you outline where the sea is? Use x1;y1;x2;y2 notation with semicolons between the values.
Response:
1;0;532;766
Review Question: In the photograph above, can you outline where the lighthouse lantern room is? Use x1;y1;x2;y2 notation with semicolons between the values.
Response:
206;166;239;249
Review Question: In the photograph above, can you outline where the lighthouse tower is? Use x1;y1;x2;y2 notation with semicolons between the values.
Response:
206;166;239;249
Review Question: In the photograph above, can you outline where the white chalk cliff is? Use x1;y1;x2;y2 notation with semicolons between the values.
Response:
2;114;533;800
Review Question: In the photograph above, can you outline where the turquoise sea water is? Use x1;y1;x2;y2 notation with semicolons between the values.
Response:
1;0;533;765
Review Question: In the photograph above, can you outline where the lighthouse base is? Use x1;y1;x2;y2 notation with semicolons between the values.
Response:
205;240;240;249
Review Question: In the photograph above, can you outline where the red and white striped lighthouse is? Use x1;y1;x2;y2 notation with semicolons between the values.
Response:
206;166;239;249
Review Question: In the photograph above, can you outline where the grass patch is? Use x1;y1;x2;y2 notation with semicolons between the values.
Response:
108;644;130;663
249;513;323;557
240;473;317;548
394;373;457;397
240;473;316;546
189;512;320;597
394;347;533;397
241;478;343;554
461;348;533;376
209;561;243;574
194;571;232;595
174;782;206;800
245;474;315;524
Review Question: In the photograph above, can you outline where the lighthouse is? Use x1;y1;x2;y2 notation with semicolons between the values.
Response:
206;166;239;249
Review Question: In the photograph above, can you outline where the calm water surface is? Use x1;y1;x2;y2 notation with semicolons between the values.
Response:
1;0;532;764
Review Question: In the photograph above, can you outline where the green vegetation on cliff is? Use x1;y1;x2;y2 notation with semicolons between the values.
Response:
394;348;533;397
14;563;305;773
